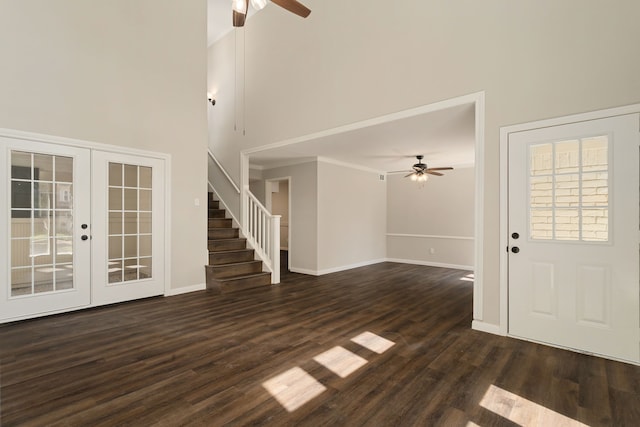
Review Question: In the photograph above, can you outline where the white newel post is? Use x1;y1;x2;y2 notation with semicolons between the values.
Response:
272;215;281;284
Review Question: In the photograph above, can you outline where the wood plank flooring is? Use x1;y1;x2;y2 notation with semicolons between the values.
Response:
1;262;639;426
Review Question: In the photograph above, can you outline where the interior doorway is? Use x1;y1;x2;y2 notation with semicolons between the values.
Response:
265;177;291;275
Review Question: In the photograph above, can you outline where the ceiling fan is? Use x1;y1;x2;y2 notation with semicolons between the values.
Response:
403;155;453;182
232;0;311;27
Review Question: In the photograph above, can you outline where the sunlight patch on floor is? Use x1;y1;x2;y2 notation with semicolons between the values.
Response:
262;367;327;412
351;331;395;354
460;273;475;282
480;384;588;426
313;346;368;378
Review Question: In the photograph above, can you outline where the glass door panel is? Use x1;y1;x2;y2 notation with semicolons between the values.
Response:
92;151;164;306
0;138;91;322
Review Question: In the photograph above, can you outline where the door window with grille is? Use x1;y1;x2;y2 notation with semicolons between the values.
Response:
529;136;609;242
107;162;153;284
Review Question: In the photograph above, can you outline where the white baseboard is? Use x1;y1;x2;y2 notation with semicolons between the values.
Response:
472;320;504;336
385;258;473;271
289;259;386;276
289;267;319;276
165;283;206;296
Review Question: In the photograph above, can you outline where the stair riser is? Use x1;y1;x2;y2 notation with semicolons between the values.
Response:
208;200;219;209
209;228;239;239
210;261;263;279
206;270;271;294
209;239;247;252
209;218;232;228
209;250;254;265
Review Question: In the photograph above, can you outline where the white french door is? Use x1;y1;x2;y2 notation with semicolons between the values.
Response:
508;114;639;363
0;138;91;321
0;139;166;323
91;151;165;305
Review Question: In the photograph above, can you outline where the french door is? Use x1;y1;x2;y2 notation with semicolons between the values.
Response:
0;139;91;321
0;139;166;322
91;151;165;305
508;114;639;363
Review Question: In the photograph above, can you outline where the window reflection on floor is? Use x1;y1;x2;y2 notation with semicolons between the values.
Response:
262;331;395;412
480;384;588;426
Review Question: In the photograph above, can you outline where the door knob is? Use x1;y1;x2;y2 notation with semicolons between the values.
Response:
511;232;519;239
81;235;89;241
81;224;88;229
511;246;520;254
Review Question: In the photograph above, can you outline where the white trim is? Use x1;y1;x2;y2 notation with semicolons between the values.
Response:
472;320;504;336
165;283;206;296
317;156;384;175
499;102;640;337
290;259;386;276
387;233;474;241
386;258;473;271
289;267;318;276
0;128;171;161
208;149;240;194
473;92;486;324
250;158;316;171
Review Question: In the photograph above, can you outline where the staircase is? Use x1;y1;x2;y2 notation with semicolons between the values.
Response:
206;192;271;293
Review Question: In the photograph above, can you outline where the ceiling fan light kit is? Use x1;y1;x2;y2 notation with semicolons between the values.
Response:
404;155;453;186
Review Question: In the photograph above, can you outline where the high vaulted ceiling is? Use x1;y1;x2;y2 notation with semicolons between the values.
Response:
208;1;476;173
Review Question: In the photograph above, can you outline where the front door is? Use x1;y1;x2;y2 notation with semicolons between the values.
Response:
508;114;639;363
0;139;91;321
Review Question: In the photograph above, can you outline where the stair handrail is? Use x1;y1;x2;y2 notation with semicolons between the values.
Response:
243;186;281;284
208;149;240;194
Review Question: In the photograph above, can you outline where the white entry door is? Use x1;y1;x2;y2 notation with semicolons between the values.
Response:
508;114;640;363
0;138;91;322
91;151;165;305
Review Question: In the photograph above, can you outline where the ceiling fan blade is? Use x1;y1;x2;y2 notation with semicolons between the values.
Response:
404;173;415;178
426;167;454;171
271;0;311;18
426;171;444;176
232;0;248;27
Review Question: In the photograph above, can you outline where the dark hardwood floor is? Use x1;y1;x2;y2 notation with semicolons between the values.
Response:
1;262;639;426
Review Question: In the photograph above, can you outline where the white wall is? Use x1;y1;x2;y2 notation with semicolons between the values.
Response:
261;162;318;273
387;167;475;269
208;0;640;326
317;161;386;273
1;0;209;291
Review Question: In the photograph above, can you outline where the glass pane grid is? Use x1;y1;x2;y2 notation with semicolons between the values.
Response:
529;137;609;243
108;162;152;285
10;152;75;297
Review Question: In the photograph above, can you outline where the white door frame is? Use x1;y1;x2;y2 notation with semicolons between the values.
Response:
500;103;640;336
0;128;172;321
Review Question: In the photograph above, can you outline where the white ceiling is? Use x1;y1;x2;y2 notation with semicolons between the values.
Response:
208;2;476;174
249;103;476;173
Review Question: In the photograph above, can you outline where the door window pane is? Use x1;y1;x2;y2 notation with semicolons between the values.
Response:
10;152;74;297
529;137;609;242
108;162;152;284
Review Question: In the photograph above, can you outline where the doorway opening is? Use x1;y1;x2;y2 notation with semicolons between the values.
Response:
265;177;291;277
